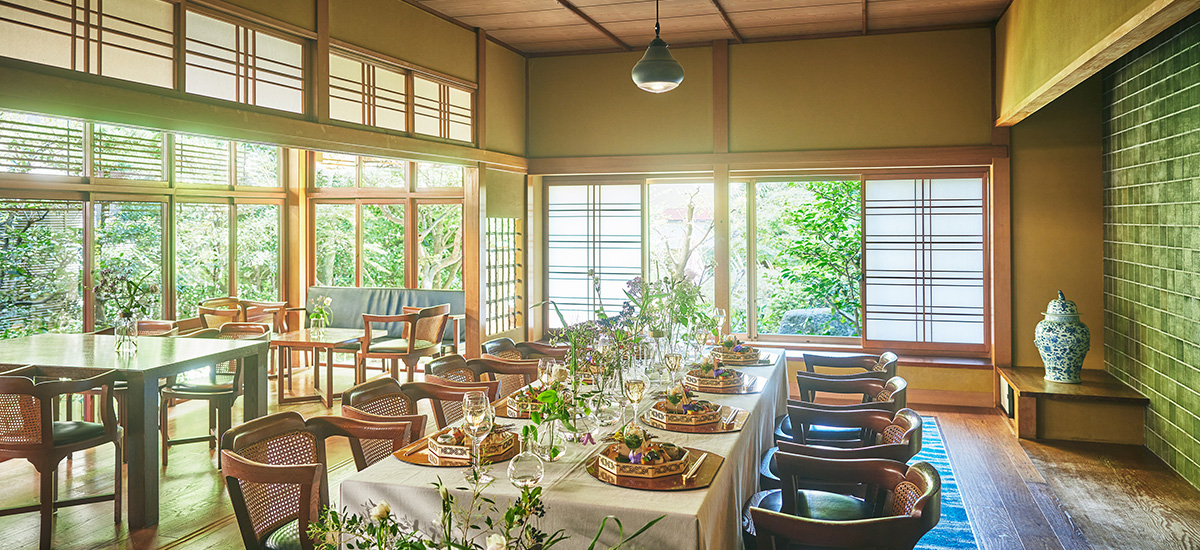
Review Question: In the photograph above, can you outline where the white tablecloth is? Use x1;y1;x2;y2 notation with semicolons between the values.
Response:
339;349;788;550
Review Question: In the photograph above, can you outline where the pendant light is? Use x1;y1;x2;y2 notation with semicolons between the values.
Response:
631;0;684;93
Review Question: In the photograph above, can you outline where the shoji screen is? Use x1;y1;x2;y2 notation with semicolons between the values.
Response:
863;177;987;347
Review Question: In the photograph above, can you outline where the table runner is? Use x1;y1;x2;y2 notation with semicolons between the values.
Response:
339;349;787;549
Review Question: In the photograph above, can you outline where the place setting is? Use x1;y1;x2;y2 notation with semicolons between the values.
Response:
393;391;519;477
640;383;749;434
584;423;724;491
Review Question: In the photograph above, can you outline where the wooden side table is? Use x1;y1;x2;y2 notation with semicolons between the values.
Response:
997;366;1149;444
273;328;364;407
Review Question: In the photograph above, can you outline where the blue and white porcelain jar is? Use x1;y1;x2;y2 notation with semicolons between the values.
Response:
1034;291;1089;384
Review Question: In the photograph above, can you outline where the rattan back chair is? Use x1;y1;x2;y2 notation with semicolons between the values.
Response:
160;323;269;466
482;337;568;360
760;407;923;490
777;376;909;446
427;354;538;399
747;457;941;550
401;377;501;428
798;352;899;397
0;368;123;549
357;304;451;383
340;377;429;469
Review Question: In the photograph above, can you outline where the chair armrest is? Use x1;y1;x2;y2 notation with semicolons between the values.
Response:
786;404;892;429
517;341;567;358
775;454;907;489
220;449;323;485
750;507;922;549
342;407;428;441
778;440;914;462
789;400;896;413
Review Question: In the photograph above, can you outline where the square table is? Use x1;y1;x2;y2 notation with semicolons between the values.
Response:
340;349;788;550
0;333;269;529
272;328;364;407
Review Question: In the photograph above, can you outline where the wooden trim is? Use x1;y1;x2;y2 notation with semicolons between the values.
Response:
990;152;1012;367
312;0;330;122
476;29;487;150
82;198;95;331
710;0;743;43
713;164;730;334
404;198;417;288
328;39;478;90
712;40;729;154
555;0;630;51
995;0;1200;126
464;165;485;357
528;146;1008;175
861;0;868;35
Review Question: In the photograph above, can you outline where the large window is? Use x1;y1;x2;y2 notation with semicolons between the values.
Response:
0;199;83;337
546;182;641;327
0;109;284;334
314;203;355;287
416;203;462;290
362;203;406;287
647;181;715;300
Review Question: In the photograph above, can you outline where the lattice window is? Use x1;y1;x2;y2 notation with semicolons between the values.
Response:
412;75;472;143
0;110;84;176
863;177;987;345
184;9;304;113
0;0;174;88
313;151;408;188
91;122;164;181
486;217;522;336
329;50;407;132
546;183;642;327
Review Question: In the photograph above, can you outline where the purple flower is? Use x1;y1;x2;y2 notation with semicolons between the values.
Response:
682;403;696;412
629;452;643;464
714;368;727;377
733;344;744;352
580;432;595;445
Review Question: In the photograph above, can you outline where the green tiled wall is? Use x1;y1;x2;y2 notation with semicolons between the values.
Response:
1103;11;1200;488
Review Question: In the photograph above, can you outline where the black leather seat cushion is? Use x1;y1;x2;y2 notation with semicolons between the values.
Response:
263;519;301;550
775;414;863;444
742;488;871;538
52;421;107;445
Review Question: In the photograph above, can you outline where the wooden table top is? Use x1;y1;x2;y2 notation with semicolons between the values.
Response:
0;333;266;373
271;328;363;347
998;366;1149;403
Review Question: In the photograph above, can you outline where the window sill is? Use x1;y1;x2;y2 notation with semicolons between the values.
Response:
750;341;994;370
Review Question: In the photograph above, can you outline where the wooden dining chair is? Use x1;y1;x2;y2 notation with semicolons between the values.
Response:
744;456;941;550
241;300;287;376
798;352;899;397
358;304;451;383
160;323;269;466
482;337;568;360
221;411;413;550
401;377;501;428
198;305;242;329
0;368;123;550
759;407;923;490
427;354;538;399
340;377;428;469
306;414;415;471
776;376;909;446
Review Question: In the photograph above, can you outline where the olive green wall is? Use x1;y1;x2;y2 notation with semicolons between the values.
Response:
527;47;714;158
486;169;525;219
485;42;527;157
224;0;316;31
1010;75;1105;370
729;29;994;152
329;0;477;82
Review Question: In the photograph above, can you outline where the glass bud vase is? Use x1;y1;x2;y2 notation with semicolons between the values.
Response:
508;435;545;488
535;419;561;462
114;310;138;354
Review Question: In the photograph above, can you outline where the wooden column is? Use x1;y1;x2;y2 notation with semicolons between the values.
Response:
713;163;730;334
713;39;729;154
991;127;1012;368
284;148;309;320
312;0;330;122
464;164;486;357
526;174;545;341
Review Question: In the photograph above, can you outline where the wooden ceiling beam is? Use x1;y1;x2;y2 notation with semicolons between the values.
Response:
555;0;631;50
711;0;744;43
862;0;868;35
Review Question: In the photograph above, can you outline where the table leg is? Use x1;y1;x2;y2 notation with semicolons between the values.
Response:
277;344;287;404
324;347;335;408
243;344;269;420
125;373;159;529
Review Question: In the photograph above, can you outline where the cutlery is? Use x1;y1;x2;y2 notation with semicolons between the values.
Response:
401;426;451;457
721;409;738;428
683;452;708;481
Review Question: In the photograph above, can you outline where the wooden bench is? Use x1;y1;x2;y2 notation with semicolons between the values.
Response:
996;366;1149;444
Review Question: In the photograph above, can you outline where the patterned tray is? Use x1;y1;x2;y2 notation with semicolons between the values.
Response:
640;406;748;434
685;374;766;394
585;447;723;491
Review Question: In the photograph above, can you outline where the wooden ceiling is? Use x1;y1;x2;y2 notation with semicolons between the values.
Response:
412;0;1013;55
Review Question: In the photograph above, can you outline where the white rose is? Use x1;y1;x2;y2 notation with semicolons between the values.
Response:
369;501;391;521
486;533;507;550
438;485;450;502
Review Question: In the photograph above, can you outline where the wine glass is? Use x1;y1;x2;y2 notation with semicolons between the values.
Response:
537;357;555;386
462;391;494;484
622;363;648;422
664;353;683;385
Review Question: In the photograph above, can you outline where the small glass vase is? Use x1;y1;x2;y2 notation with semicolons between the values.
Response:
535;419;561;462
508;436;545;488
311;316;328;335
114;311;138;354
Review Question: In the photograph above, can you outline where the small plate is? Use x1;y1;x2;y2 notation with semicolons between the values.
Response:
640;405;748;434
585;447;723;491
686;374;766;394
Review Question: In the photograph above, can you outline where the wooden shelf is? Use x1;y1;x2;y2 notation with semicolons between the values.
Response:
996;366;1148;444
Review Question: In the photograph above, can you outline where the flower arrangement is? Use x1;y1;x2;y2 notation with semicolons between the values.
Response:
93;268;159;320
310;477;661;550
309;294;332;330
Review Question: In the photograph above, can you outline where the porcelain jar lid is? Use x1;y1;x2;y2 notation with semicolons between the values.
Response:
1044;291;1079;316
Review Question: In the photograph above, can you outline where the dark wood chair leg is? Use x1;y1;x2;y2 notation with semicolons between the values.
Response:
159;394;170;467
207;401;217;449
113;439;123;523
39;462;54;550
216;400;232;469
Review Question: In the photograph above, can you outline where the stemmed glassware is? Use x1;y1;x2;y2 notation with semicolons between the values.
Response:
462;391;494;484
537;357;555;386
663;352;683;386
622;360;648;422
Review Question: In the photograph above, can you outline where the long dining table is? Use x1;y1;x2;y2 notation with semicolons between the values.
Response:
340;348;788;550
0;333;269;529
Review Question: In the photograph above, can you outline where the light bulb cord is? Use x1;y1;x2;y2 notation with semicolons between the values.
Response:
655;0;661;38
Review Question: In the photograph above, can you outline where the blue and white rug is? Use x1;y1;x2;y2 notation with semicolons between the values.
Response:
913;416;979;550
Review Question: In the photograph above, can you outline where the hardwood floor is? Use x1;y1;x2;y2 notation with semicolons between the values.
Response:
1;377;1198;549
